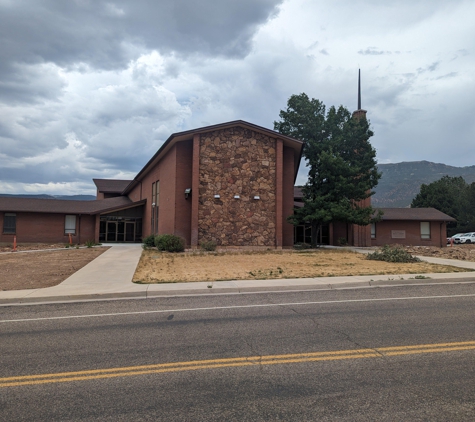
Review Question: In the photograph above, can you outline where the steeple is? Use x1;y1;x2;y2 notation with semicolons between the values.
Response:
353;68;367;119
358;68;361;110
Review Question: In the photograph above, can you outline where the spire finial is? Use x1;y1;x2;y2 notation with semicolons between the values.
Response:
358;69;361;110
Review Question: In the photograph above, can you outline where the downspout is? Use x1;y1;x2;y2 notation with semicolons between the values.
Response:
78;214;81;245
440;221;443;247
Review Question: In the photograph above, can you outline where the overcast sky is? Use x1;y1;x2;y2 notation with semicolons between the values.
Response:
0;0;474;195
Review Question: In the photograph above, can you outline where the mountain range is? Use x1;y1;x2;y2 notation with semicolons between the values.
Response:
372;161;475;208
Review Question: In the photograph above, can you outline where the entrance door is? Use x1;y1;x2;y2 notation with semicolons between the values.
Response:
125;222;135;242
106;222;117;242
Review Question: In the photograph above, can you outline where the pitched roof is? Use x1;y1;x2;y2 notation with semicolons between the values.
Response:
93;179;132;193
124;120;305;194
0;196;145;215
294;186;303;199
375;208;456;222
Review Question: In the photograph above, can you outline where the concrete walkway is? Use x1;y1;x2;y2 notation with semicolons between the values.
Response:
1;245;475;305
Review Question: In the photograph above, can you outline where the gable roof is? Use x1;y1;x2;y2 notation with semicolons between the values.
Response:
0;196;145;215
124;120;304;194
375;208;456;222
93;179;132;194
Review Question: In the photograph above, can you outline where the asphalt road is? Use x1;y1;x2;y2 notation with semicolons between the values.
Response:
2;283;475;421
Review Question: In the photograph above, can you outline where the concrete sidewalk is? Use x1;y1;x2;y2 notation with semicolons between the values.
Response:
1;245;475;305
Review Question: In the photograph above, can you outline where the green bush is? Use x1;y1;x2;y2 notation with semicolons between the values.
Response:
366;245;420;263
85;240;95;248
155;234;185;252
199;240;217;251
142;234;156;248
293;242;312;250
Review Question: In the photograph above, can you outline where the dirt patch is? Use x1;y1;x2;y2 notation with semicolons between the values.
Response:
404;244;475;261
0;247;109;291
133;248;467;283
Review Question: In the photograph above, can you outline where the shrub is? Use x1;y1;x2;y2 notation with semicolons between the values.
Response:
155;234;185;252
293;242;312;250
85;240;95;248
142;234;156;248
337;237;348;246
366;245;420;263
199;240;217;251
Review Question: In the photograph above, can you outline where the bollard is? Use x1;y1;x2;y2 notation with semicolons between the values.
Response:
69;233;73;245
13;235;17;252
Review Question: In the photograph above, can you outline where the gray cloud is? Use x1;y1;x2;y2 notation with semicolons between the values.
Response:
358;48;392;56
0;0;474;195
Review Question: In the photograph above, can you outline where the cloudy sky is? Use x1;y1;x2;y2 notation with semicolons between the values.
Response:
0;0;474;195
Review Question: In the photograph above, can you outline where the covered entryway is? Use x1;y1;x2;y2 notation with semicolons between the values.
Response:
99;205;144;243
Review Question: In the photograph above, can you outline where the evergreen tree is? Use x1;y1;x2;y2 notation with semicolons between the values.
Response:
411;175;473;233
275;93;381;246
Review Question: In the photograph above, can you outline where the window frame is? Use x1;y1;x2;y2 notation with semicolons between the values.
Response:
420;221;431;239
370;223;376;239
65;215;77;235
3;213;16;234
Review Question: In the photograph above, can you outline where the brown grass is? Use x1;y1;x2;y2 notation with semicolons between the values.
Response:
133;249;467;283
0;247;109;291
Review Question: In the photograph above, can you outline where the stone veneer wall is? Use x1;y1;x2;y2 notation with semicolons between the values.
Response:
198;127;276;246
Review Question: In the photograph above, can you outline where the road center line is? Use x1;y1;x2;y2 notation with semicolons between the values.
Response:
2;293;475;323
2;341;475;388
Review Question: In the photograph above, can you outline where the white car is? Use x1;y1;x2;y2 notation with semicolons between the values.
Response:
448;233;467;244
455;232;475;244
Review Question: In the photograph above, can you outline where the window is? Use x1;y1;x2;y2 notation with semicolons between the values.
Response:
65;215;76;234
420;222;430;239
151;180;159;234
370;223;376;239
3;213;16;234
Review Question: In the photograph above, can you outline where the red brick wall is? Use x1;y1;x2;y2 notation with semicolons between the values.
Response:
174;140;193;244
0;212;96;244
371;220;447;247
282;146;295;247
128;141;193;245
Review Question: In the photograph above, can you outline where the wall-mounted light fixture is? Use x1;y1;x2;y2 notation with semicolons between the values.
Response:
253;195;260;200
152;202;156;207
184;188;191;200
234;195;240;199
214;194;221;199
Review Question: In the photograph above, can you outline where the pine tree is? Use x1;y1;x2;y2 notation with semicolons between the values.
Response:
275;93;381;246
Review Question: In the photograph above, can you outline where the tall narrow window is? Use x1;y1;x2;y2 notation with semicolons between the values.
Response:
65;215;76;234
3;213;16;234
420;222;430;239
370;223;376;239
151;180;160;234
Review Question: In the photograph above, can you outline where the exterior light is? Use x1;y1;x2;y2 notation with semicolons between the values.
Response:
184;188;191;199
152;202;156;207
214;194;220;199
253;195;260;200
234;195;240;199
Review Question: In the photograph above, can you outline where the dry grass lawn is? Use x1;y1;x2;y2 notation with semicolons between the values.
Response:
133;248;467;283
0;247;109;291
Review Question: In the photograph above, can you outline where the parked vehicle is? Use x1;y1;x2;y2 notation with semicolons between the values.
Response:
448;233;467;244
454;232;475;244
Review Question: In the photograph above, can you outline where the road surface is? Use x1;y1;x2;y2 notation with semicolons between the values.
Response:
2;283;475;420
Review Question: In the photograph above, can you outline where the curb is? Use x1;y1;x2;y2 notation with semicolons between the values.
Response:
2;277;475;306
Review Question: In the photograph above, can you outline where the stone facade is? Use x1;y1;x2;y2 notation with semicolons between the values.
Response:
198;127;277;246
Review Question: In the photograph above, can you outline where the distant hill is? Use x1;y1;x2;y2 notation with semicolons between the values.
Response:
372;161;475;208
0;194;96;201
